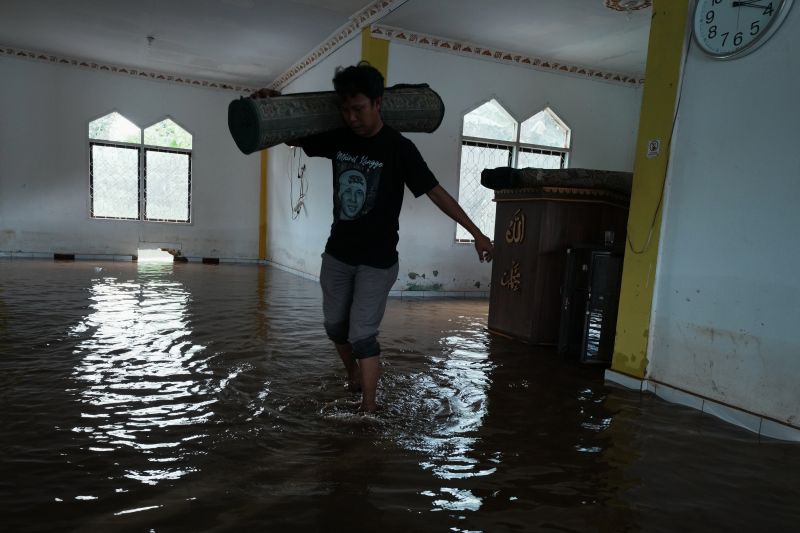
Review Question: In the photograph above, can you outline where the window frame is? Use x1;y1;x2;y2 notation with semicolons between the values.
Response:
87;112;193;224
143;144;193;223
89;140;142;221
456;102;571;243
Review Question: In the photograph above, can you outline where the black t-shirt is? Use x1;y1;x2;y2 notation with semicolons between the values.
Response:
298;125;439;268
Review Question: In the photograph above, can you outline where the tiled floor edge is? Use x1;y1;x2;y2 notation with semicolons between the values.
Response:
183;256;260;265
1;251;137;261
264;262;490;298
604;369;644;392
264;260;321;282
391;291;489;299
2;252;268;265
604;370;800;443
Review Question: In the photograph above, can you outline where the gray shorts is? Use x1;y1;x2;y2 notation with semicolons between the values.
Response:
319;253;398;359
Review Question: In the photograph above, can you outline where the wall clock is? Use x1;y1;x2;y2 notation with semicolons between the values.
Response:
693;0;795;59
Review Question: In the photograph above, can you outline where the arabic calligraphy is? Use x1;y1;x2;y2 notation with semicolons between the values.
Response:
500;261;521;292
505;209;526;244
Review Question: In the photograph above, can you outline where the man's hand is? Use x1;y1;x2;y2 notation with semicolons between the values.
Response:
474;233;494;263
426;185;495;263
250;88;282;99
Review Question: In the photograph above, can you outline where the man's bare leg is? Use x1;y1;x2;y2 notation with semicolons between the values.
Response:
334;342;360;392
358;355;380;413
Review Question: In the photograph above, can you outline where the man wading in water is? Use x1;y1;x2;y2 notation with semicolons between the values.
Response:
253;62;493;412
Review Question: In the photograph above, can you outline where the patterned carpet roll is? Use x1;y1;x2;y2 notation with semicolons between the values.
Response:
228;84;445;154
481;167;633;195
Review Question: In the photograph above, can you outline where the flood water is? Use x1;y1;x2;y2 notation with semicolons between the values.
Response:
1;259;798;532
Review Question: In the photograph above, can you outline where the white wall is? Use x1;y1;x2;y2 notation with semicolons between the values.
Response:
0;57;259;258
267;40;643;291
266;38;361;277
649;8;800;425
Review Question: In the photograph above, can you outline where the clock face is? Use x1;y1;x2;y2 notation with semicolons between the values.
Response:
693;0;795;59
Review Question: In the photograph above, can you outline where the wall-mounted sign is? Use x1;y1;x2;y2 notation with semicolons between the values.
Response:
647;138;661;158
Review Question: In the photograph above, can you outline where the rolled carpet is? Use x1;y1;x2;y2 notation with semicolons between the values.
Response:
228;84;445;155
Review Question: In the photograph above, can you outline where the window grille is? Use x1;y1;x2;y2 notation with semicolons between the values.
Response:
456;141;513;242
457;101;570;242
90;141;140;220
89;113;192;223
144;148;192;222
517;146;566;170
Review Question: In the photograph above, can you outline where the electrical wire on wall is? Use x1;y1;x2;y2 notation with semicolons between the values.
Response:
288;147;308;220
626;34;692;255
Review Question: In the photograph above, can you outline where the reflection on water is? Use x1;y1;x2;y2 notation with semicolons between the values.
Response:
1;260;799;532
391;318;495;512
69;263;211;486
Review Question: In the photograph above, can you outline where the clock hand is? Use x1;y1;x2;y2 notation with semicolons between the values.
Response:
732;1;770;7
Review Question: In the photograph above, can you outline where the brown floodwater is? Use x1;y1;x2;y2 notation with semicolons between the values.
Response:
1;259;798;532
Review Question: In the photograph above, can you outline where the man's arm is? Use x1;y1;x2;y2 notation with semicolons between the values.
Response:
426;184;494;263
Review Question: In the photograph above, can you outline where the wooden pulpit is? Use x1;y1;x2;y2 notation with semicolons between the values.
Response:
481;167;632;345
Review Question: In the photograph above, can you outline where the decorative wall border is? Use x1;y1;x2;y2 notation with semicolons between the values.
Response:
2;1;644;94
267;0;409;90
1;45;257;93
605;0;653;12
370;24;645;86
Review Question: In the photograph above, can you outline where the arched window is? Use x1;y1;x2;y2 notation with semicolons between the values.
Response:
457;100;517;242
89;113;192;223
89;112;141;220
143;119;192;222
518;108;570;169
456;102;570;242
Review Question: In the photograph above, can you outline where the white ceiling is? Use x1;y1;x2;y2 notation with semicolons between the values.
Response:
0;0;652;87
381;0;652;75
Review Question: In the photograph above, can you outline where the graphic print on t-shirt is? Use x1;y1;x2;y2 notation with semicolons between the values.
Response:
333;151;383;221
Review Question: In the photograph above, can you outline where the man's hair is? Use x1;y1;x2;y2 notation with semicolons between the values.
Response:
333;61;384;101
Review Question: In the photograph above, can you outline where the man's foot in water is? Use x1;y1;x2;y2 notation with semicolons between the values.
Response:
357;401;380;414
346;367;361;393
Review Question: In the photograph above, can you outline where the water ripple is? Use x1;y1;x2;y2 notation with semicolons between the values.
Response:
2;260;799;533
68;266;214;486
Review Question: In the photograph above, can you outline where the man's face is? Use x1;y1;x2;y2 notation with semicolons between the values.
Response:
339;93;382;137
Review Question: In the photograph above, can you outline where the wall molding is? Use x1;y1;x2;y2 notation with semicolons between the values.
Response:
268;0;410;90
1;45;257;93
370;24;645;87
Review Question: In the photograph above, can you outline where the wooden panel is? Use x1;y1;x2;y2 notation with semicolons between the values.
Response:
489;201;541;339
489;195;629;346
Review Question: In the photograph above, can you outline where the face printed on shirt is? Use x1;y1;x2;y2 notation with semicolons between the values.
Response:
333;151;384;222
338;170;367;220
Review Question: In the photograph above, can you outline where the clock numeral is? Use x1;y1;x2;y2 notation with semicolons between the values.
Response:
708;25;718;39
764;2;774;15
705;10;715;23
721;31;729;45
734;32;743;46
751;21;760;35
